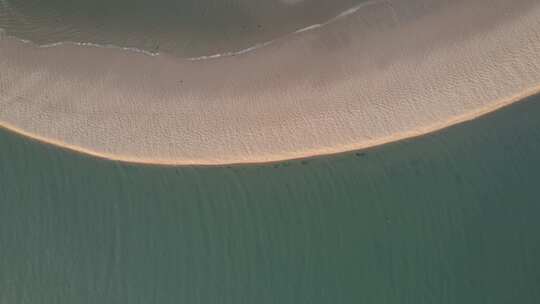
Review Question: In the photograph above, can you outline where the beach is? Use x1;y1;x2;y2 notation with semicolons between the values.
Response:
2;84;540;304
1;0;540;165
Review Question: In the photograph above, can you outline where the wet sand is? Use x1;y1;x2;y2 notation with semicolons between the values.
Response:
1;0;540;165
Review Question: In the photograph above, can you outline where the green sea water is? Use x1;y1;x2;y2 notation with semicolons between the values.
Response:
1;94;539;303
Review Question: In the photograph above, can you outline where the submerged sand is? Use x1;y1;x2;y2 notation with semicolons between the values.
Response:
1;0;540;165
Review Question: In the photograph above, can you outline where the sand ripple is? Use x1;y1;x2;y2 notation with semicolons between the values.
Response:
1;0;540;165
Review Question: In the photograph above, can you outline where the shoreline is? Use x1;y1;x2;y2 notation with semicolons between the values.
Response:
1;86;539;167
0;0;385;61
1;0;540;166
0;0;371;59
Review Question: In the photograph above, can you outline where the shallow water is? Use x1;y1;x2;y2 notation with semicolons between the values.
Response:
1;94;539;303
0;0;366;57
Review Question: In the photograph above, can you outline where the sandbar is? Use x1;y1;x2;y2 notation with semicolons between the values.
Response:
1;0;540;165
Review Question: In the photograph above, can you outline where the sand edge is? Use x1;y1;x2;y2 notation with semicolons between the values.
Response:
1;86;539;166
1;0;540;166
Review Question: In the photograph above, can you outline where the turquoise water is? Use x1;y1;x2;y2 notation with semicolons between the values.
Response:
1;95;539;303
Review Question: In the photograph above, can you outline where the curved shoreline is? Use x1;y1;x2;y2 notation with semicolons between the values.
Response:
1;86;539;166
0;0;384;60
0;0;381;60
1;0;540;166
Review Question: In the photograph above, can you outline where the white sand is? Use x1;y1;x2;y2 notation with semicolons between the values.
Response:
1;0;540;165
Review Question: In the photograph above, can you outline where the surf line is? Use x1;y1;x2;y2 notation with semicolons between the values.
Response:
0;0;394;61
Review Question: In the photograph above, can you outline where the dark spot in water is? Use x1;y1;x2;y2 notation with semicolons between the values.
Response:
355;152;367;157
301;160;308;165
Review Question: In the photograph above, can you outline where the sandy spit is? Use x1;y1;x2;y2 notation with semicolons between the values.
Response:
1;0;540;165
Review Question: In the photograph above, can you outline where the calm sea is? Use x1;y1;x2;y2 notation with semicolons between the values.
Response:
1;94;539;303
